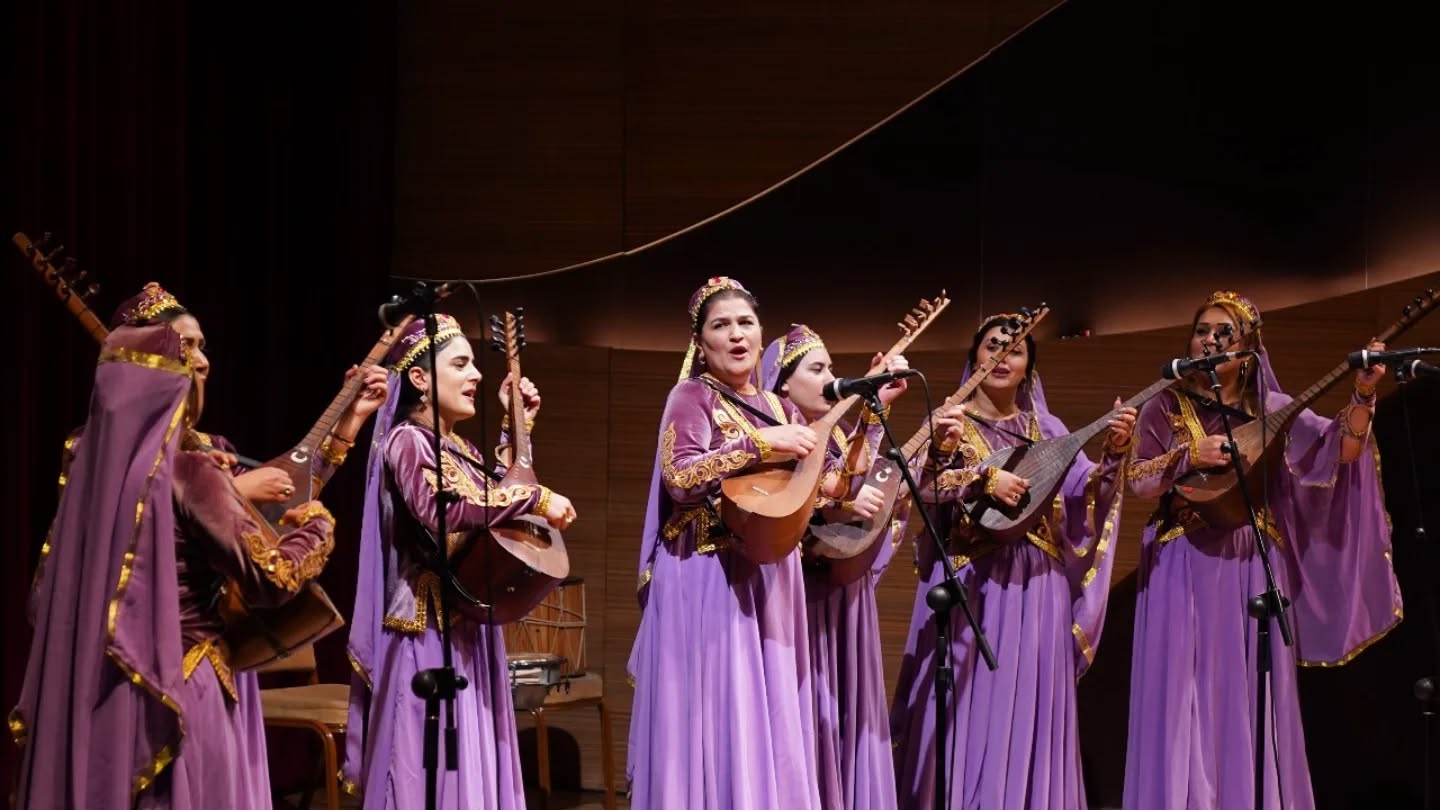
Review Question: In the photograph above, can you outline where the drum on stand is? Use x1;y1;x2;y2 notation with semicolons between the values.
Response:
502;576;587;678
506;652;564;711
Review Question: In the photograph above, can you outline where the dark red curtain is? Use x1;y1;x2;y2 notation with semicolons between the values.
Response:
1;0;397;790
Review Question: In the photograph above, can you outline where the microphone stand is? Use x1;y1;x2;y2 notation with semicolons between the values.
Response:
1395;360;1437;809
1202;364;1293;810
406;289;469;810
860;389;995;810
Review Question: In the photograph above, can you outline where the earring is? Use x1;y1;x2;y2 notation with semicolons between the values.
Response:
420;392;429;404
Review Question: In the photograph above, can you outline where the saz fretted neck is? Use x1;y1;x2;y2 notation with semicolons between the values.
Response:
445;308;569;625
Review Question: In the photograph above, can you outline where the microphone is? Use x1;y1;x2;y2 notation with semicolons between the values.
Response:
1402;358;1440;379
1346;347;1440;369
378;282;461;328
822;369;920;401
1160;351;1255;380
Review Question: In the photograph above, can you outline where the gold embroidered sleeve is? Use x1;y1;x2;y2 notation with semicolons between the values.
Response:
421;459;535;508
659;422;755;491
1126;446;1185;483
242;511;335;595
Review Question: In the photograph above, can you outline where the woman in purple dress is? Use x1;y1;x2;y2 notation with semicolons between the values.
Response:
889;313;1136;810
14;291;345;809
1123;290;1400;810
758;323;910;809
343;314;577;809
627;278;827;809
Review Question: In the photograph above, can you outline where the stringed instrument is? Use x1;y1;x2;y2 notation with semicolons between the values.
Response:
1174;287;1440;529
446;308;569;625
12;230;368;669
720;293;950;564
250;314;415;530
808;304;1050;584
962;377;1177;542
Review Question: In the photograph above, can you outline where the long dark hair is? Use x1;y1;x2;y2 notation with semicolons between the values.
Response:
966;314;1038;381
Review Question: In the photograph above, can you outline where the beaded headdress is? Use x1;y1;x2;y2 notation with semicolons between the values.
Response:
386;314;466;373
111;282;185;328
1203;290;1262;328
760;323;826;392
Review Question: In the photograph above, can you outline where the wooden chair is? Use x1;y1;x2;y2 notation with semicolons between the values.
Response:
257;645;349;810
517;671;617;810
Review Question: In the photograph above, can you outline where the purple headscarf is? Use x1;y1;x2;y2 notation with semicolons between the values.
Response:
13;324;195;807
961;311;1051;416
758;323;825;394
344;314;464;685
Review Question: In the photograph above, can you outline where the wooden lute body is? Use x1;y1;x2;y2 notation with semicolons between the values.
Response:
806;304;1049;584
962;377;1173;542
446;309;569;624
719;293;950;564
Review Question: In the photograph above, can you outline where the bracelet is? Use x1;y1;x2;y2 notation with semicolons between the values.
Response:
751;433;773;461
320;434;351;466
1339;403;1372;441
1105;430;1136;456
982;466;1002;498
532;486;554;517
281;502;335;529
501;415;537;433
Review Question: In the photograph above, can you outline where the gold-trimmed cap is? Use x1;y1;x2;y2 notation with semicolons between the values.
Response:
111;282;185;328
387;314;465;372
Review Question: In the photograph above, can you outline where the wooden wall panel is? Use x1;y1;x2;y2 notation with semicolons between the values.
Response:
394;0;1061;276
394;0;626;277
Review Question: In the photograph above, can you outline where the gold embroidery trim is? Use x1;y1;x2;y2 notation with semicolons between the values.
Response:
383;571;446;634
662;506;726;554
636;566;654;593
102;393;189;799
861;404;890;426
659;423;754;491
281;502;336;529
9;707;27;749
1175;395;1208;467
1126;446;1184;483
1072;623;1095;664
348;648;373;691
243;514;336;594
422;453;535;508
533;485;554;518
97;346;192;376
1152;506;1285;548
182;638;238;702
